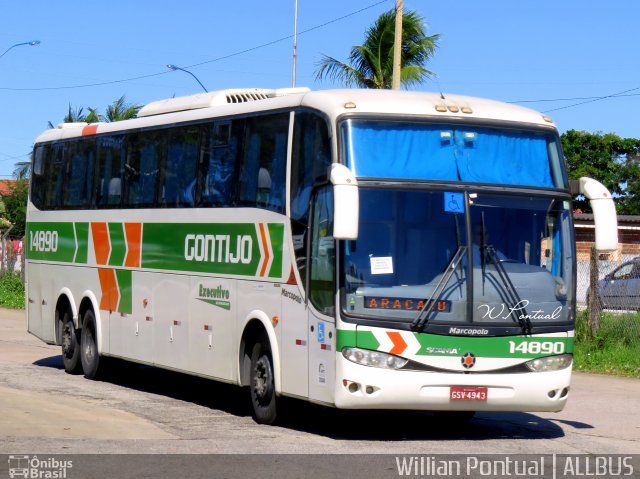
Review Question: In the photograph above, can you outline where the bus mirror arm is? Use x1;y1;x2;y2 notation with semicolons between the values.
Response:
329;164;359;240
577;177;618;252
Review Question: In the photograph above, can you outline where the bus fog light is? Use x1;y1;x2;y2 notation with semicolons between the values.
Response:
525;354;572;372
342;347;408;370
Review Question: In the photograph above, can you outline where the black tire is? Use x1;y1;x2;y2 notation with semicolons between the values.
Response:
249;339;278;424
60;310;81;374
80;310;101;379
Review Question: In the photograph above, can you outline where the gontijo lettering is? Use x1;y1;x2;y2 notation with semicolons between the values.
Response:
184;234;252;264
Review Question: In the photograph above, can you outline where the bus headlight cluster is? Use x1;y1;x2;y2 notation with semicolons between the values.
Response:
525;354;572;372
342;347;408;370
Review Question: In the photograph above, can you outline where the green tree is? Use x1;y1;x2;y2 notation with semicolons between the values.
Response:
2;180;28;238
315;8;439;89
561;129;640;214
104;95;142;122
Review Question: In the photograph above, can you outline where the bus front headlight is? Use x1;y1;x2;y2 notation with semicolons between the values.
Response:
342;347;408;370
525;354;572;372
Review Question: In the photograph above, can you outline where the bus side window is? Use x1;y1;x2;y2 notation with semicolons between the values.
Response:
30;145;47;209
64;140;95;208
124;131;163;208
46;143;65;210
96;135;125;208
237;113;288;213
200;120;239;207
291;111;331;223
290;111;332;280
163;125;201;207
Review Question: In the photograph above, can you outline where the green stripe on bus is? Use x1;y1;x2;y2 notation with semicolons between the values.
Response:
26;222;77;262
73;222;89;264
414;334;573;358
140;222;283;278
267;223;284;278
108;223;126;267
115;269;132;315
335;329;573;359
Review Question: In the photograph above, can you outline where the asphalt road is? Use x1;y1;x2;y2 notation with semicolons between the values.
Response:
1;308;638;458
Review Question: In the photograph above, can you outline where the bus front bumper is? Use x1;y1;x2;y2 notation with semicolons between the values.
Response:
334;356;572;413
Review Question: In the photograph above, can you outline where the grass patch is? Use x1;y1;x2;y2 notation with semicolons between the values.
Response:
573;311;640;378
0;271;25;309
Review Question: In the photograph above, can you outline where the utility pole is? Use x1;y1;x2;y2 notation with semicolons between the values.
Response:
392;0;403;90
292;0;299;87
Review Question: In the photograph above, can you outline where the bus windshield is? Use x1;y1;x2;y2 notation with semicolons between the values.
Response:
341;187;574;326
341;119;567;189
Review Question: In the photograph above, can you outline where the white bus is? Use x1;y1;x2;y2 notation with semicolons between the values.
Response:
26;88;617;424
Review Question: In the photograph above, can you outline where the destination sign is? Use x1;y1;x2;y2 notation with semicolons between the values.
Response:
365;297;451;312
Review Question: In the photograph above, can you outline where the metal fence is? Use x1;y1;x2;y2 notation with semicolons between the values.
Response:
576;251;640;343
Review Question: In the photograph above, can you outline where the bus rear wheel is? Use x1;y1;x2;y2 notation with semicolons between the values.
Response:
80;310;101;379
249;339;278;424
60;310;81;374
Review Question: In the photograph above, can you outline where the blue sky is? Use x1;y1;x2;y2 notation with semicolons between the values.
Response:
1;0;638;178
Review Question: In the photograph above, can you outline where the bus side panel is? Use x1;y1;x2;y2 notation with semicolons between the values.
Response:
116;271;153;363
153;274;190;371
188;276;236;381
280;283;309;398
26;262;44;341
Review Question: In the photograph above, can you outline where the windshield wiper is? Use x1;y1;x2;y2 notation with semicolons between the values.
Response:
412;245;466;332
484;245;532;335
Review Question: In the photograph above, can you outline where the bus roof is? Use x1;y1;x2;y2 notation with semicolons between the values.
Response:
35;88;556;143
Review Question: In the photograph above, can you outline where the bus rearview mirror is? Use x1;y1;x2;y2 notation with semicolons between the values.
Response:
329;164;359;240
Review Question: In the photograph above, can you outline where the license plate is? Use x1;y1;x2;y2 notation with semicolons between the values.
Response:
450;386;488;401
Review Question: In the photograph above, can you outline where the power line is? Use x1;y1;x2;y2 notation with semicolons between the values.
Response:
510;93;640;104
509;87;640;113
0;0;390;92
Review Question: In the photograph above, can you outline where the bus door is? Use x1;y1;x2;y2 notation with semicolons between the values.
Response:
306;187;336;404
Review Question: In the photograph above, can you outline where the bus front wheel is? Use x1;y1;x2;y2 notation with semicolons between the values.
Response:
60;310;81;374
249;339;278;424
80;310;101;380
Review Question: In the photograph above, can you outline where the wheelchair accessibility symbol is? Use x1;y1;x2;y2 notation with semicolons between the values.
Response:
444;192;464;213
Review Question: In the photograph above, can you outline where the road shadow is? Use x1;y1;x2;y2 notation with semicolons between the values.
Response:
32;355;573;441
33;355;64;369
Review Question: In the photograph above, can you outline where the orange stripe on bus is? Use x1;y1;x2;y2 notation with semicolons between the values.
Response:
98;268;119;311
124;223;142;268
258;223;270;277
82;124;98;136
387;331;408;355
91;223;111;265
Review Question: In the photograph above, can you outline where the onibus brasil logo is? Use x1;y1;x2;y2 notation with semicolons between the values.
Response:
8;455;72;478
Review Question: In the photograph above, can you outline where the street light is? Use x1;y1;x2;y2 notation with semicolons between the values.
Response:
0;40;40;60
166;64;208;93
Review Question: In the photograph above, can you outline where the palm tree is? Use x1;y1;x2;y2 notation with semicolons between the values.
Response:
105;95;142;122
47;104;92;128
315;8;439;89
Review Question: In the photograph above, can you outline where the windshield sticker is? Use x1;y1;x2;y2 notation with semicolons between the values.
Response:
444;192;464;213
477;300;562;321
370;256;394;275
